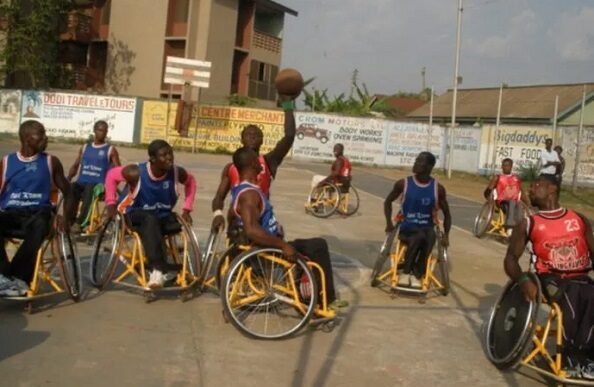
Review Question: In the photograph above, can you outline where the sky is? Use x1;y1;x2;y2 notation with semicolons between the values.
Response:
279;0;594;96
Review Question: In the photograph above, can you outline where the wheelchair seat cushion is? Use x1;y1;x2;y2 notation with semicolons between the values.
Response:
162;219;182;235
3;227;28;240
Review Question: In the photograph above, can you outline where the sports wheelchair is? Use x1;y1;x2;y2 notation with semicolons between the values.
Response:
485;272;594;385
75;183;106;238
304;175;359;218
197;228;229;293
370;222;450;302
219;240;339;340
89;212;201;302
473;199;531;240
1;211;82;313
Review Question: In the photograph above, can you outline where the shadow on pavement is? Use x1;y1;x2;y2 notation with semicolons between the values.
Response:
448;280;539;387
291;271;360;387
0;303;50;361
321;234;382;268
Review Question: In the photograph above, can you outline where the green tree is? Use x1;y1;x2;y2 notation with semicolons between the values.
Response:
0;0;73;88
302;70;398;117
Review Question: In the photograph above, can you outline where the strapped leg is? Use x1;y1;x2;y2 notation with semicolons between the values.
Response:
290;238;337;304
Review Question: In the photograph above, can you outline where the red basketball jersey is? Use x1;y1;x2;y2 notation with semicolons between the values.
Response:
228;155;272;196
529;208;592;278
337;156;352;178
495;174;521;203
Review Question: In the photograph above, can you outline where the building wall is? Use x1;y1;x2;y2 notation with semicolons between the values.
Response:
250;45;281;67
105;0;168;98
201;0;238;104
103;0;288;106
559;97;594;127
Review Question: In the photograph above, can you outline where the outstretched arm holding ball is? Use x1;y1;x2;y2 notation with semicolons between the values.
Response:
210;68;303;233
264;68;303;177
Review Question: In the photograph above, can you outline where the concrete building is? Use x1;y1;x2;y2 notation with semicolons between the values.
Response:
59;0;297;106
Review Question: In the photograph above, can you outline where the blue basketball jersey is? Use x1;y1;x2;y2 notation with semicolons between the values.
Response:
76;143;112;184
119;162;178;218
400;176;438;231
231;181;283;238
0;152;52;210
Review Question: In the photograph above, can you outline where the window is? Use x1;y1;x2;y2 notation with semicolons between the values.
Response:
248;60;278;101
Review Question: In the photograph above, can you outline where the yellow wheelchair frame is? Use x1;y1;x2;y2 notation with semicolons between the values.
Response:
474;199;533;241
220;244;338;339
3;222;82;313
304;181;359;218
371;225;450;301
90;213;201;302
473;200;508;239
81;194;104;236
73;184;107;238
486;273;594;385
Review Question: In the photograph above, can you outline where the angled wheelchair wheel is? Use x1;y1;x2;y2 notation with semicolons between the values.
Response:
307;183;340;218
89;216;121;289
436;234;450;296
485;273;541;370
176;215;201;279
370;230;397;287
199;230;223;290
221;247;318;340
55;231;83;301
473;201;494;238
337;185;359;216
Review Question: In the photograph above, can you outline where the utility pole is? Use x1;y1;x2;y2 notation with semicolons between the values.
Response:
447;0;463;179
427;85;434;151
490;83;504;175
421;67;426;91
572;85;586;193
552;95;559;142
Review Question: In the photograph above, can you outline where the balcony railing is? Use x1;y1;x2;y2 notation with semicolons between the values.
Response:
252;30;281;54
60;11;92;42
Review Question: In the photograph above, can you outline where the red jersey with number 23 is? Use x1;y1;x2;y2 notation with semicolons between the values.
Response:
529;208;591;278
228;155;272;196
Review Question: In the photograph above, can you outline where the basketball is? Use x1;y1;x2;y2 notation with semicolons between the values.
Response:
275;68;304;96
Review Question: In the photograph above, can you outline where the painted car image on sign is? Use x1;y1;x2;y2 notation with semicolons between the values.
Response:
297;124;329;144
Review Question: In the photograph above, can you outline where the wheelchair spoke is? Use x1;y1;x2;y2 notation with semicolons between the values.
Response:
222;248;318;339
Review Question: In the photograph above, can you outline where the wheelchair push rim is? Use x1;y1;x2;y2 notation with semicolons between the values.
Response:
473;201;493;238
89;216;121;289
55;232;83;301
337;185;359;216
370;230;397;287
221;247;318;340
199;229;224;290
485;273;541;369
307;183;340;218
174;214;201;280
434;228;450;296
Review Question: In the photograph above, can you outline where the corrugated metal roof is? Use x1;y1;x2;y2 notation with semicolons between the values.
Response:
408;83;594;120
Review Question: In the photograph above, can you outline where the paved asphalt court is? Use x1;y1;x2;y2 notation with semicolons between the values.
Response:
0;140;553;386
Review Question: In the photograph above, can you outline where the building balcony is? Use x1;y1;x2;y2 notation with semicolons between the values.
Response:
252;30;281;54
60;11;92;43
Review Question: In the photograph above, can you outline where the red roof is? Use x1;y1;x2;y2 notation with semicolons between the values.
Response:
374;95;426;115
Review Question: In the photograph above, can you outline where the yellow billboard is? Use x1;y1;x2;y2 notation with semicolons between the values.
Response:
140;101;286;153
